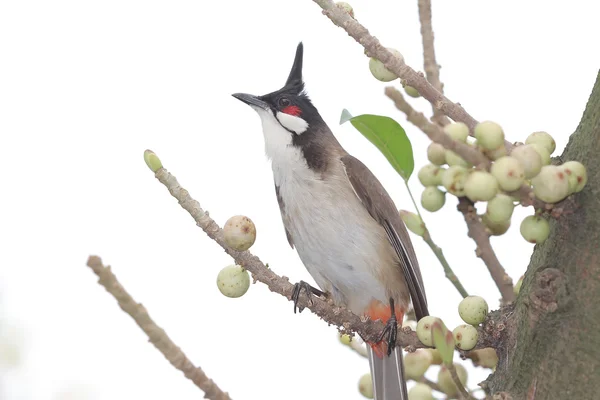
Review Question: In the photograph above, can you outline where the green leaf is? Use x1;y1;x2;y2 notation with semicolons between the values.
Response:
339;108;354;124
431;320;454;365
340;110;414;181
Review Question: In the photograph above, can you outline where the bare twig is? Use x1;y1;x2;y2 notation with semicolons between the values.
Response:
315;0;513;145
86;256;232;400
417;0;449;126
457;199;515;303
447;363;475;400
384;87;489;168
318;1;475;128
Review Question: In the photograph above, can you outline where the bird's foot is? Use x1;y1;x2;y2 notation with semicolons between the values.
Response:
376;298;398;356
291;280;326;314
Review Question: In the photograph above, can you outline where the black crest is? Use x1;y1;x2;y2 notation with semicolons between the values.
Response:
285;42;304;94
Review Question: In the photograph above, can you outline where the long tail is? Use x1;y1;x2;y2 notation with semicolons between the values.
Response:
368;346;407;400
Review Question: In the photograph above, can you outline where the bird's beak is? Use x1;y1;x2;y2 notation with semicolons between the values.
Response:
232;93;270;110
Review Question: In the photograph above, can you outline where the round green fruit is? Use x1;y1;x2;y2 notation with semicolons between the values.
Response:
510;144;543;179
464;171;498;202
442;165;469;196
223;215;257;251
452;324;479;351
491;156;525;191
474;121;505;150
418;164;445;186
358;373;374;399
427;142;446;165
444;122;470;143
562;161;587;193
485;193;515;223
416;316;442;346
404;350;433;380
526;131;556;154
445;150;472;168
404;85;420;98
421;186;446;212
458;295;488;325
369;48;403;82
216;265;251;298
520;215;550;244
531;165;570;203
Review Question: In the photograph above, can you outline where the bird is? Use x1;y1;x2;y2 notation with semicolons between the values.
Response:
232;42;428;400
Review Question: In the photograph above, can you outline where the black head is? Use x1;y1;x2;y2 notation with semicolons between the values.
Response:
232;42;324;133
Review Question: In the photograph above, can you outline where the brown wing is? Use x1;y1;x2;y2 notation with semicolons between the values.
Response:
341;155;428;320
275;183;294;249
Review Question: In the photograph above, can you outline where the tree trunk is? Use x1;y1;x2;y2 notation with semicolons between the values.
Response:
488;70;600;399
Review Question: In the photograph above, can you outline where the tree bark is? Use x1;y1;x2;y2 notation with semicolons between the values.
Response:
487;70;600;399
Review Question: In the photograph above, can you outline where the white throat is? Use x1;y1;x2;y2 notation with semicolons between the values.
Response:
252;107;314;187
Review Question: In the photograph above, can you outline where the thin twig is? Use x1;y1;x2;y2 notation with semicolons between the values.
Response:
316;0;515;150
457;199;515;303
384;87;489;169
417;0;449;126
404;182;469;298
447;364;475;400
85;256;232;400
422;230;469;298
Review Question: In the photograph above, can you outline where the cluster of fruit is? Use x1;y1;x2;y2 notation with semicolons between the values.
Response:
215;215;257;298
416;122;586;244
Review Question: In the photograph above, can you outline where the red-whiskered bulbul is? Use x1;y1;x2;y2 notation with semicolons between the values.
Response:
232;43;428;400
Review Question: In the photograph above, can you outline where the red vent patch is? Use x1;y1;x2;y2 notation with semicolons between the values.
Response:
282;105;301;116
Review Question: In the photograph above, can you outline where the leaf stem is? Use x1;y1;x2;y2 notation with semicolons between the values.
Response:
447;363;475;400
404;181;469;298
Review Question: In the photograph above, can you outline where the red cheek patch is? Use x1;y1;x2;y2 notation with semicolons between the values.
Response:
282;105;302;116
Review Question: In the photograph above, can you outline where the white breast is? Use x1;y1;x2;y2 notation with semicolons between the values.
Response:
277;159;396;314
253;107;398;314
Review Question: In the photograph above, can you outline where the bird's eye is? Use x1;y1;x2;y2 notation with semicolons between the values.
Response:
278;97;291;108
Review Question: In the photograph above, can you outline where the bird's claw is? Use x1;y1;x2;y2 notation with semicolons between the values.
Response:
376;298;398;356
291;280;326;314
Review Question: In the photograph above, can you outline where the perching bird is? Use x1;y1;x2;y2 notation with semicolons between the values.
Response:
232;42;428;400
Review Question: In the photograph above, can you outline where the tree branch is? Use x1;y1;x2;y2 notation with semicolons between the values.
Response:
384;87;489;168
151;165;424;349
315;0;513;145
85;255;232;400
316;1;473;128
457;199;515;303
417;0;449;126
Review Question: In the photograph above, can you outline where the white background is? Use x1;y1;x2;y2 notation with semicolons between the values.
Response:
1;0;598;399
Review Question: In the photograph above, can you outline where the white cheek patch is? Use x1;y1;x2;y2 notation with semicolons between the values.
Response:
276;111;309;134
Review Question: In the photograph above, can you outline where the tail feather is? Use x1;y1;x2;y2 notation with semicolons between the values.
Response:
368;346;408;400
